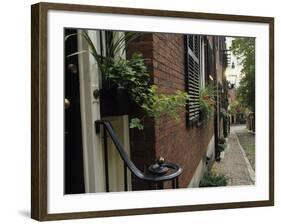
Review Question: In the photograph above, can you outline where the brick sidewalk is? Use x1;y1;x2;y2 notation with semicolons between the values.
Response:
212;126;255;186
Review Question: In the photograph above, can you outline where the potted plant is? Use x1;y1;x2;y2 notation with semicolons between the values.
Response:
66;31;141;116
218;137;227;152
199;85;216;124
199;171;228;187
220;109;230;137
98;52;151;117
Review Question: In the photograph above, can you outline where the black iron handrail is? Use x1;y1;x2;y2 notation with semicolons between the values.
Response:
95;120;183;191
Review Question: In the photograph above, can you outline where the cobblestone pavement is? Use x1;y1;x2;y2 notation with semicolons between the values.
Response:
212;125;255;186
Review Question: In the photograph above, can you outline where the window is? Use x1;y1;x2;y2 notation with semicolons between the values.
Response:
185;35;201;125
206;38;215;84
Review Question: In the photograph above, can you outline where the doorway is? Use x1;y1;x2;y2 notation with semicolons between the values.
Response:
64;28;132;194
64;28;85;194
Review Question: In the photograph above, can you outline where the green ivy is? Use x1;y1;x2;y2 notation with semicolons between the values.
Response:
105;53;189;130
129;118;144;130
140;85;188;121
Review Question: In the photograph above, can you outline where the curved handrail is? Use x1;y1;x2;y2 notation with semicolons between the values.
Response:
95;120;183;182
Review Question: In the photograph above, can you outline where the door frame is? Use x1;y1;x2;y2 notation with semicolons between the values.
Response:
78;30;131;193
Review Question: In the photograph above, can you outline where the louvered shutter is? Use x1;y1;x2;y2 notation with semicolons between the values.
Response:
185;35;201;125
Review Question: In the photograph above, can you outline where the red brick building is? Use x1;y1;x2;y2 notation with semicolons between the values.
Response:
127;33;228;190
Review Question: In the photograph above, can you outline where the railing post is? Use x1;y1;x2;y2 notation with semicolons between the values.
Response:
123;162;128;191
175;177;179;188
172;179;176;189
157;182;164;190
103;126;109;192
95;120;182;192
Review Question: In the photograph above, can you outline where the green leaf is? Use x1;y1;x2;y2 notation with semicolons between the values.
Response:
230;37;255;111
129;118;144;130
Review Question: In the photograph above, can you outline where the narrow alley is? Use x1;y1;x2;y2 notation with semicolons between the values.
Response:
213;125;255;186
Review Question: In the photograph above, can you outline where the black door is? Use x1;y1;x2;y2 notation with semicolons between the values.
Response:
64;28;85;194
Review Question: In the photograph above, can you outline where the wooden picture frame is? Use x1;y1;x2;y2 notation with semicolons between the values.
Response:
31;2;274;221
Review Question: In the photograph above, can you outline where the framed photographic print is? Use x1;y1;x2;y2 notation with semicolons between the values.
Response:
31;2;274;221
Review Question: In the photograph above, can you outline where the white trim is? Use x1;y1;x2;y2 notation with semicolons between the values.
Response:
78;30;105;193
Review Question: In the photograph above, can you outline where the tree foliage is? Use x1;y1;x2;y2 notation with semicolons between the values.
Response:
230;37;255;111
229;100;245;114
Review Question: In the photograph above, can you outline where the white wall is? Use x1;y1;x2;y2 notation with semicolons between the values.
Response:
0;0;280;224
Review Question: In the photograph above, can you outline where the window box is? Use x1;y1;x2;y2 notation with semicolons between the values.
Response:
100;87;135;117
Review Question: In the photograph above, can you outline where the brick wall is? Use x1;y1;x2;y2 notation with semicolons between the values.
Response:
127;33;214;189
127;34;156;190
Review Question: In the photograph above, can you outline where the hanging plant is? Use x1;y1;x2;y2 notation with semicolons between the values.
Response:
220;109;229;121
106;54;189;130
131;85;189;129
199;85;216;122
